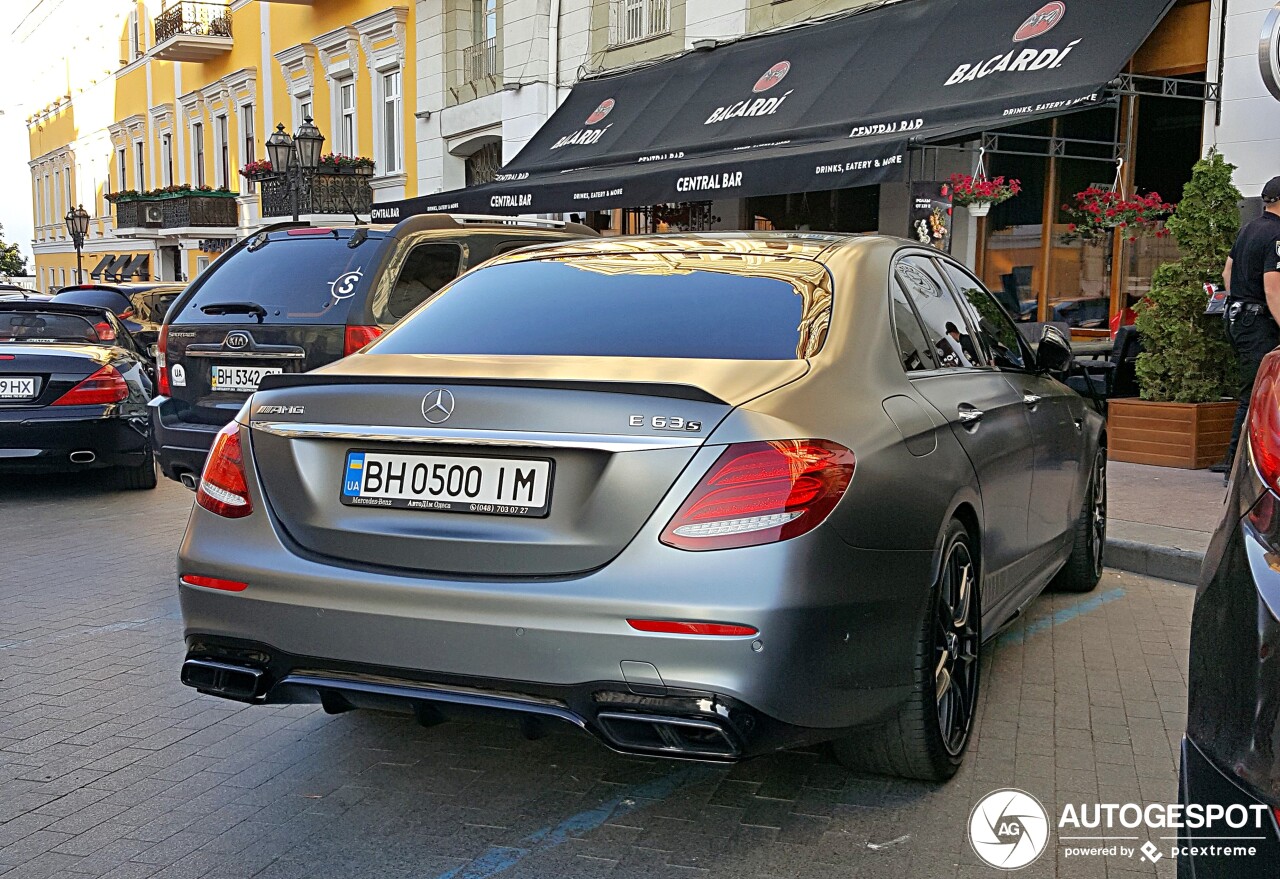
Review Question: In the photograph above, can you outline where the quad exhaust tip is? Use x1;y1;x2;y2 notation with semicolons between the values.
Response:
181;659;263;701
69;450;96;464
596;711;740;758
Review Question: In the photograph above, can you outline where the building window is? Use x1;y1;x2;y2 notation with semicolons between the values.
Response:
215;114;229;189
466;0;498;81
609;0;670;47
192;122;205;187
196;255;210;276
53;170;62;223
240;104;255;192
127;9;142;60
33;174;42;229
295;96;313;129
339;80;356;156
161;134;173;187
465;141;502;187
134;141;145;190
116;148;127;192
380;70;403;174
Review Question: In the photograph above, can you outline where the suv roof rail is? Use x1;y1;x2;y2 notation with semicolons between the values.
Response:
387;213;598;238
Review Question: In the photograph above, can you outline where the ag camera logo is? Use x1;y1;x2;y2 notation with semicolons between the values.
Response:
969;789;1050;870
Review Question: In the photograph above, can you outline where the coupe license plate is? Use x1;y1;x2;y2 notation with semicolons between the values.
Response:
210;364;282;393
0;377;37;399
341;450;553;517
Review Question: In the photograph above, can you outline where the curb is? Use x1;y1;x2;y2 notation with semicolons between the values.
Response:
1104;537;1203;585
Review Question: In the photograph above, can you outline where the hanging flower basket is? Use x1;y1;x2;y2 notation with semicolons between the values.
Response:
1061;187;1175;245
948;173;1021;216
239;159;275;182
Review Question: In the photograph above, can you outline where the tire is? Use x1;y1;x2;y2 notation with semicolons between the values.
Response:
833;519;981;782
113;454;158;491
1051;447;1106;593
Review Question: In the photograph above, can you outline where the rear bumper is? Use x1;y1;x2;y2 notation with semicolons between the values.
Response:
177;495;935;744
1179;736;1280;877
150;395;220;482
0;408;147;471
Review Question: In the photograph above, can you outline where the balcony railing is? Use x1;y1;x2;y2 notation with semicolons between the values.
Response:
609;0;669;46
260;172;374;219
113;193;238;232
155;2;231;42
463;36;499;82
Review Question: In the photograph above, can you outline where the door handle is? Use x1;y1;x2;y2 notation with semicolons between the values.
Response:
1023;394;1042;407
957;406;984;425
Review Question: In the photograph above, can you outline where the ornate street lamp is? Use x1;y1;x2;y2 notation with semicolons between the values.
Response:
264;117;327;221
64;204;90;285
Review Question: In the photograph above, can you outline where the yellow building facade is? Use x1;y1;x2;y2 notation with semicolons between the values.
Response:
27;0;416;291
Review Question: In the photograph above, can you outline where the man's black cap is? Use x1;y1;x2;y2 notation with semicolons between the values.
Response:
1265;176;1280;204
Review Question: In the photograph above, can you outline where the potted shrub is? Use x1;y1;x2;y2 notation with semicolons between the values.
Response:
1108;151;1241;469
948;173;1021;217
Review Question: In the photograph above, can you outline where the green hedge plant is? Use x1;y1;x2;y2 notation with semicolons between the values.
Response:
1134;151;1241;403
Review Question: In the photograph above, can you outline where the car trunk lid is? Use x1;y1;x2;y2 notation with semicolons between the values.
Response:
0;344;110;408
247;355;807;576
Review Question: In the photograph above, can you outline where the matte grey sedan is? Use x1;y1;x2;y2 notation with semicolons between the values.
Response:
177;233;1105;781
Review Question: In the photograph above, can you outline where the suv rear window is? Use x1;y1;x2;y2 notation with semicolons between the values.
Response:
176;235;379;325
372;255;832;360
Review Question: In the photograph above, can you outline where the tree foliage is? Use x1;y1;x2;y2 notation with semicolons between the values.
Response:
0;225;26;279
1134;151;1240;403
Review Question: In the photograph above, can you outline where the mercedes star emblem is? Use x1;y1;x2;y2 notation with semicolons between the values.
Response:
421;389;456;424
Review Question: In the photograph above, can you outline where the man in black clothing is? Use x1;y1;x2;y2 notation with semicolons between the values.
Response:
1213;176;1280;476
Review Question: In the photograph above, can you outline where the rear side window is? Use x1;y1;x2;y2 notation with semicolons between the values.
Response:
132;289;182;323
379;243;462;323
372;255;832;360
890;284;935;372
177;237;376;325
939;262;1027;371
896;257;982;370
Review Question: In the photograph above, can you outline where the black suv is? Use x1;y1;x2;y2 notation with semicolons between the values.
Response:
53;283;185;352
150;214;596;486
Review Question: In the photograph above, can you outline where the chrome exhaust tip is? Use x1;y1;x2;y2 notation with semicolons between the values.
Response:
69;450;96;464
180;659;264;701
178;472;198;491
595;712;740;758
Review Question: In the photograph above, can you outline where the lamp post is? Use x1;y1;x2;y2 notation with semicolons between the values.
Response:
64;204;90;285
265;116;325;222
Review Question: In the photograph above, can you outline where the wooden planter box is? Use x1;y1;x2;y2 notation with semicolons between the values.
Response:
1108;398;1238;469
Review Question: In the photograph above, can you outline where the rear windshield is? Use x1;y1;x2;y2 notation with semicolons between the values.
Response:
175;235;378;325
0;311;109;344
371;255;832;360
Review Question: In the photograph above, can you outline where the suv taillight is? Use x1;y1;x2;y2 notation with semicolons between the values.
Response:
51;365;129;406
1248;351;1280;496
156;324;170;396
344;325;382;356
196;422;252;518
660;440;855;551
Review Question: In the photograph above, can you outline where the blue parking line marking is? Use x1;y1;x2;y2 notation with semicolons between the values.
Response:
998;587;1126;647
435;765;718;879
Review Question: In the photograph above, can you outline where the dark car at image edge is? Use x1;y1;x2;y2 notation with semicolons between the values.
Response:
150;214;596;487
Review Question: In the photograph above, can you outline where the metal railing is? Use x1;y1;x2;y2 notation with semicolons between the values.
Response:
260;172;374;219
609;0;669;46
114;194;238;230
155;1;232;43
463;36;499;82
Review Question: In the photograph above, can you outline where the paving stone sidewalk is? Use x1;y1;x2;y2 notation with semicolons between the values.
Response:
0;474;1193;878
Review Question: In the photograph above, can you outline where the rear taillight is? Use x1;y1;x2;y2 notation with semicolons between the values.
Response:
196;422;252;518
344;325;383;356
93;321;116;342
156;324;170;396
1250;351;1280;496
51;365;129;406
660;440;855;551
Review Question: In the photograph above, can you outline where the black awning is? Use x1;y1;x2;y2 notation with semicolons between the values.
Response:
102;254;132;281
122;254;150;280
378;0;1174;219
88;255;115;280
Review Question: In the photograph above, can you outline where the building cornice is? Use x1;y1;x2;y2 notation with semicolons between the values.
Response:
275;43;318;98
353;7;409;71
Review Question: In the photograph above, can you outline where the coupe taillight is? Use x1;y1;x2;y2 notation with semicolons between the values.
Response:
156;324;171;396
51;365;129;406
1248;351;1280;496
660;440;855;551
344;325;382;356
196;422;252;518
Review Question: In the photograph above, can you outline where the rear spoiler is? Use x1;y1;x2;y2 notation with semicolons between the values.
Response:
0;300;114;319
256;372;725;404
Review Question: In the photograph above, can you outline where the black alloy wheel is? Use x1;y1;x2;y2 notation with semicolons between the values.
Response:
1088;450;1107;581
935;535;980;757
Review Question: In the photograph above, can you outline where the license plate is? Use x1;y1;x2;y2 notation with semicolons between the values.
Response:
0;377;37;399
210;364;282;393
341;450;553;517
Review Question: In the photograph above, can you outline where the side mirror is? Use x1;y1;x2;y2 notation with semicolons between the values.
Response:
1037;325;1073;375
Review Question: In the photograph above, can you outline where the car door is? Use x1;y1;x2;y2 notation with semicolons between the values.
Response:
938;260;1086;556
895;254;1036;602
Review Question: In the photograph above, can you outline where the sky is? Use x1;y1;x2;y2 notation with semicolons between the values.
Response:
0;27;35;270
